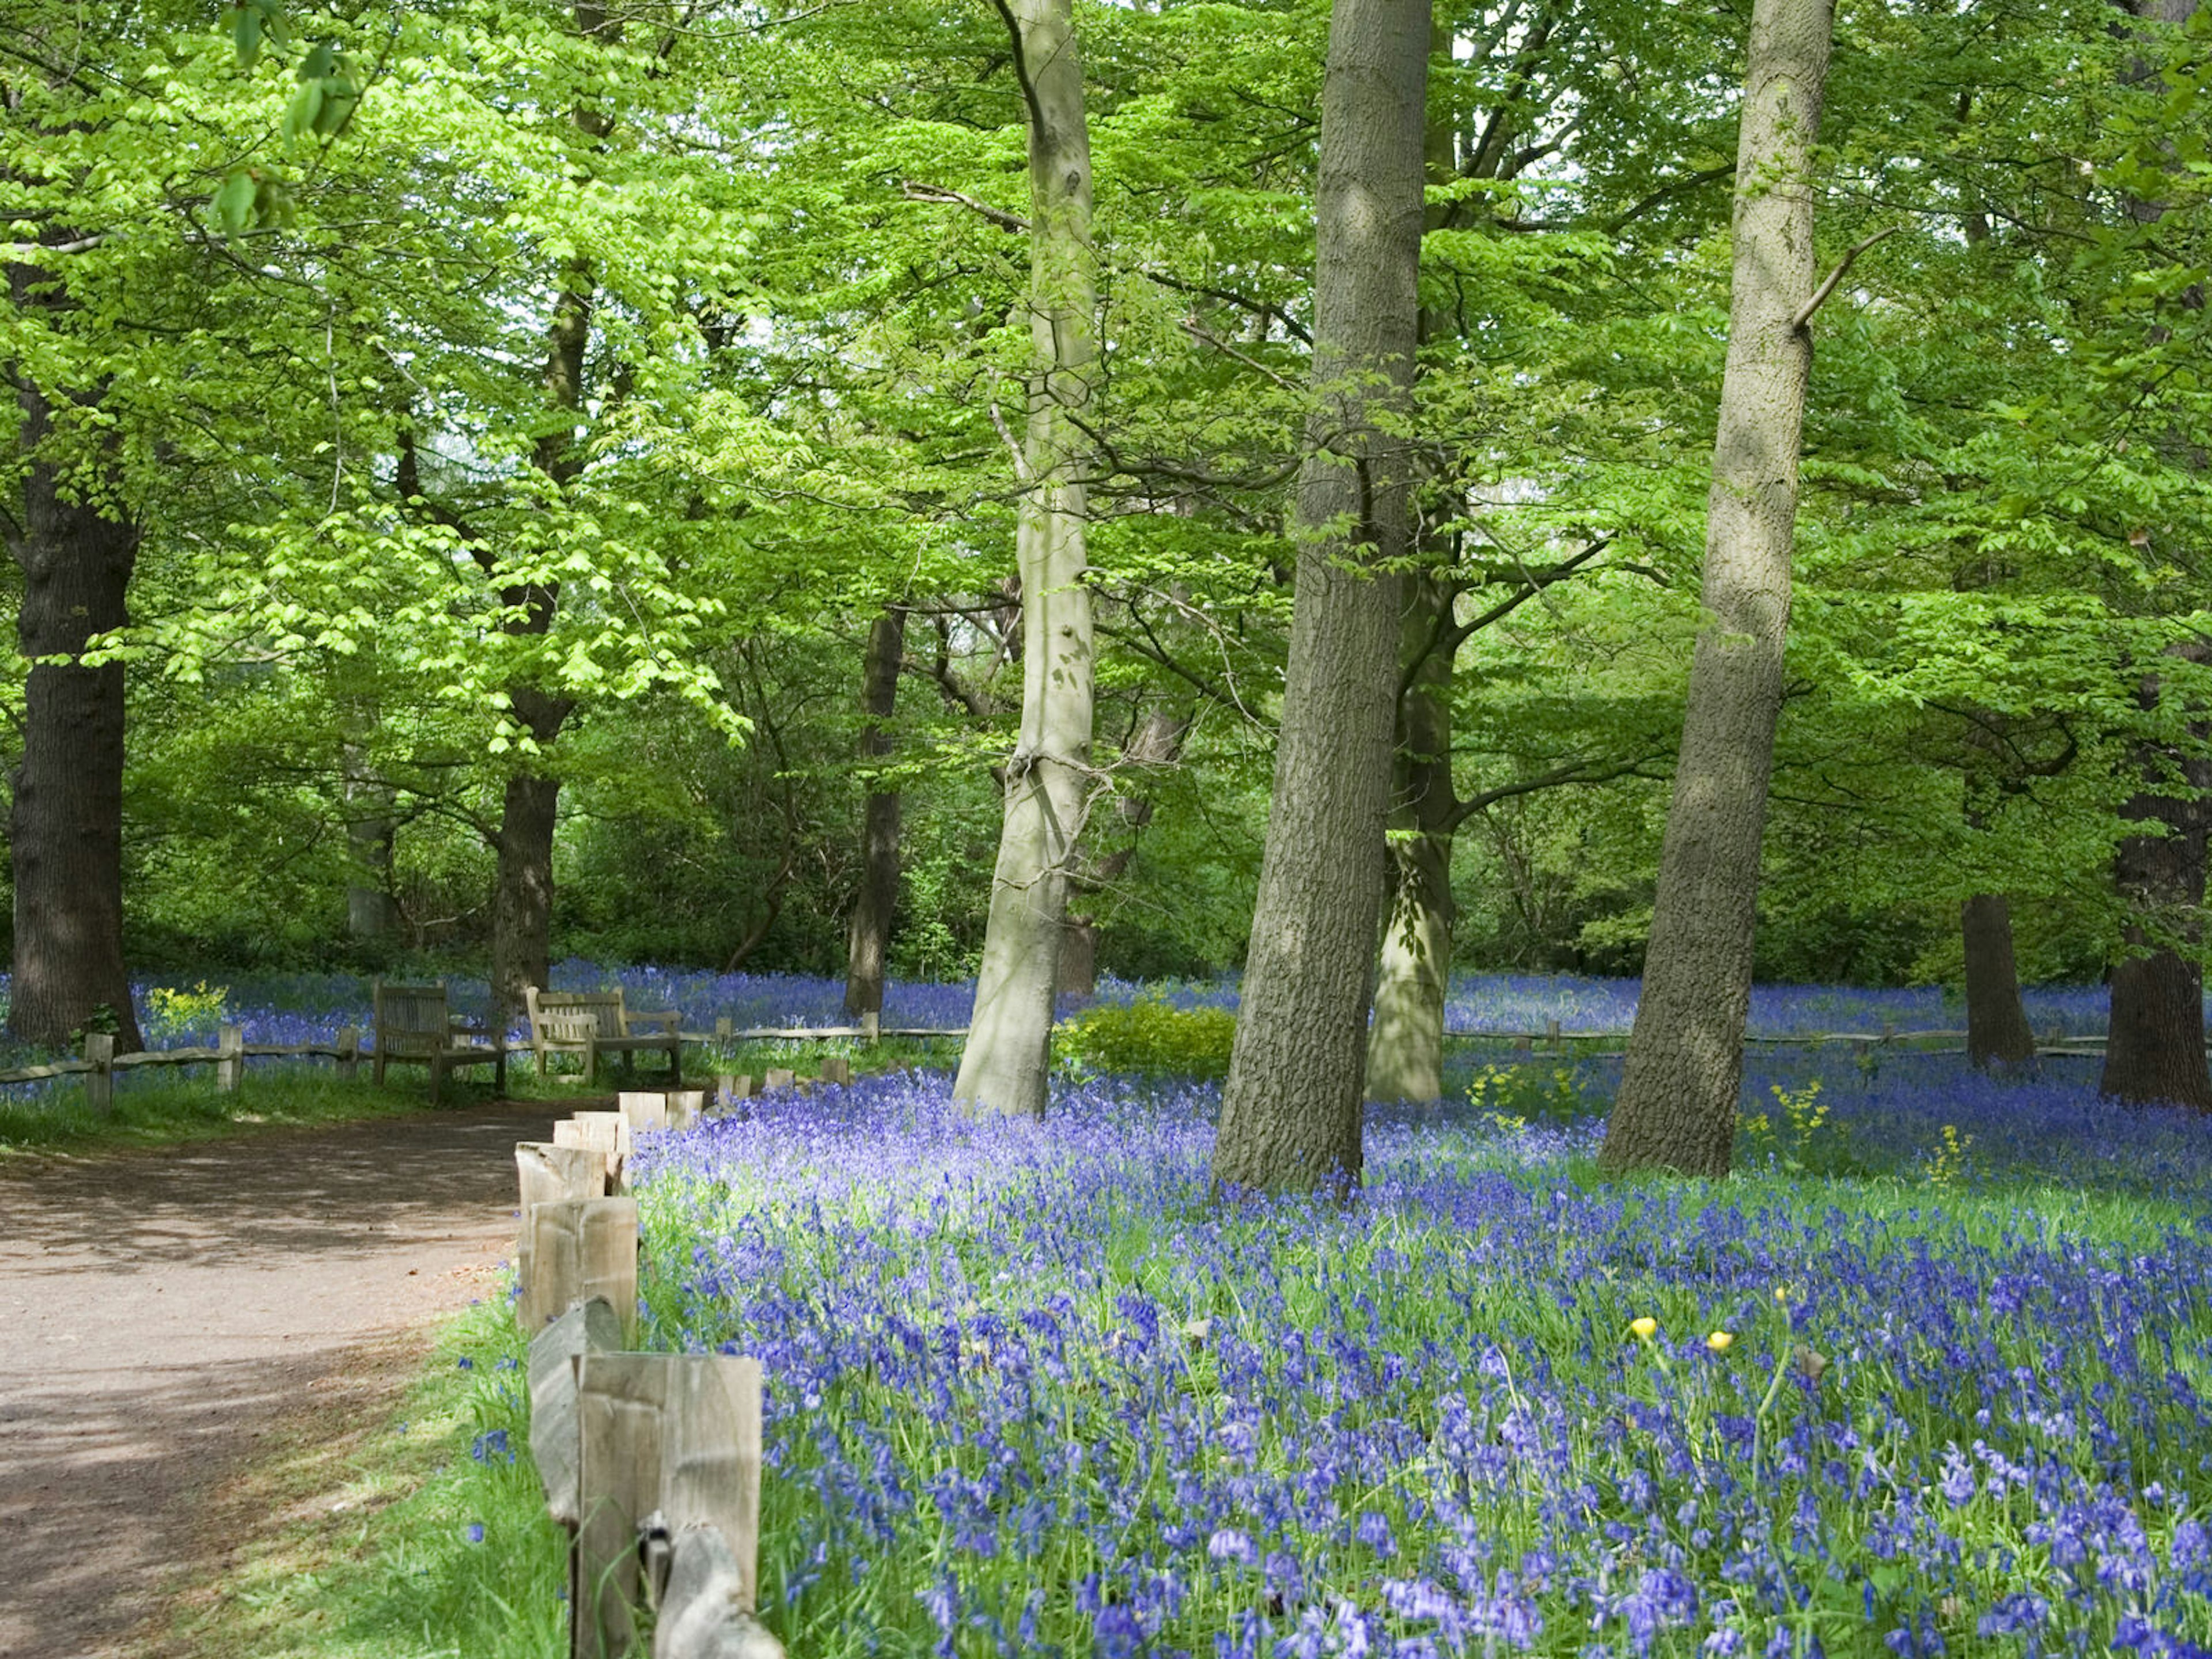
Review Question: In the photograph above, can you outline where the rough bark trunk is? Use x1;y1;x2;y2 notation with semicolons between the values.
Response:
2101;649;2212;1108
1600;0;1833;1177
1366;575;1456;1103
5;260;143;1054
1962;893;2037;1070
844;608;906;1017
1211;0;1429;1195
953;0;1097;1118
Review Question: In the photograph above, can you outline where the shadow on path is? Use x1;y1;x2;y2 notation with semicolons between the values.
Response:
0;1100;565;1659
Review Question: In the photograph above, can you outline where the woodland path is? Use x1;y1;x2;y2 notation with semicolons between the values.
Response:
0;1100;564;1658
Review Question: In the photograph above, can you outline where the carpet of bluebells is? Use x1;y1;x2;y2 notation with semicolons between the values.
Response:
0;960;2127;1063
626;1057;2212;1659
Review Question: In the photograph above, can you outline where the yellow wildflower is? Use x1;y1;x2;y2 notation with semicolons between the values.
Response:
1706;1331;1734;1352
1629;1317;1658;1340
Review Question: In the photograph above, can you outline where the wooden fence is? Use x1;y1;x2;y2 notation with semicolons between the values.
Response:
0;1014;2120;1102
520;1087;786;1658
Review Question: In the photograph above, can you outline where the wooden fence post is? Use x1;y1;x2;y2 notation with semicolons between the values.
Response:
557;1111;629;1191
336;1025;361;1081
216;1024;244;1092
715;1016;733;1048
518;1196;639;1335
763;1067;796;1093
574;1351;767;1659
518;1142;605;1214
820;1056;853;1087
1544;1018;1560;1050
860;1010;880;1046
83;1033;115;1116
618;1092;672;1138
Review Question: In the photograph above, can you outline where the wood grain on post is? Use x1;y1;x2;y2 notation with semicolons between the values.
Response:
519;1196;639;1335
83;1033;115;1115
526;1295;622;1529
820;1056;853;1086
518;1142;604;1213
859;1009;880;1044
664;1089;706;1130
573;1351;766;1659
336;1024;361;1081
558;1110;629;1191
216;1023;244;1092
763;1067;796;1093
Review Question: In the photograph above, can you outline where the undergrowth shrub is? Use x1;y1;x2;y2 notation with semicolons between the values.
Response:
1055;998;1236;1080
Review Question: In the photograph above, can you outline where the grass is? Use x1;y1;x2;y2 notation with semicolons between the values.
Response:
155;1302;566;1659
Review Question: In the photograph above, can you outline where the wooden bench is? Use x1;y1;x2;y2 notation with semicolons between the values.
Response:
371;980;506;1105
525;986;683;1085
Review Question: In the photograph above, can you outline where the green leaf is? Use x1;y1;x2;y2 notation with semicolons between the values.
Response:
312;77;358;137
232;3;262;67
212;169;258;233
281;79;323;141
297;42;334;82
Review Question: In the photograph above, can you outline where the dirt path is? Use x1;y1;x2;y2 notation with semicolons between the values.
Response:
0;1101;565;1659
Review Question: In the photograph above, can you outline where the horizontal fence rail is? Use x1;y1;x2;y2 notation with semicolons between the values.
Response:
0;1021;2119;1093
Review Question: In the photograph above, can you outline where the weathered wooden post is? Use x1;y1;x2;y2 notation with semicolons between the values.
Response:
618;1092;671;1137
763;1067;796;1093
518;1142;604;1213
819;1056;853;1087
519;1196;639;1335
715;1015;733;1047
216;1024;245;1093
859;1010;880;1046
83;1033;115;1116
557;1111;629;1191
574;1351;768;1659
664;1089;706;1130
336;1024;361;1082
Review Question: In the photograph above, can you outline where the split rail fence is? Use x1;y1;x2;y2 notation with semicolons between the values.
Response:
0;1014;2123;1101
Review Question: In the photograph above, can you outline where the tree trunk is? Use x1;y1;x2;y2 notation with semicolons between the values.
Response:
2101;647;2212;1108
1060;704;1187;999
1962;893;2037;1070
953;0;1097;1119
1600;0;1833;1178
844;608;905;1017
1366;575;1455;1103
487;265;589;1029
342;721;402;946
5;262;143;1054
1211;0;1429;1196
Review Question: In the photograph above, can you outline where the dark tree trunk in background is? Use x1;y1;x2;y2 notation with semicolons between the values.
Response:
1211;0;1429;1196
1060;704;1186;999
342;724;402;946
1962;893;2037;1070
488;272;589;1029
6;261;143;1054
2101;648;2212;1108
1600;0;1833;1179
844;608;906;1017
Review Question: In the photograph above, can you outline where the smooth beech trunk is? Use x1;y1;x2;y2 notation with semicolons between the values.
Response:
1961;893;2036;1070
1211;0;1429;1195
844;608;906;1017
6;284;143;1052
1600;0;1833;1178
953;0;1096;1118
1367;576;1455;1103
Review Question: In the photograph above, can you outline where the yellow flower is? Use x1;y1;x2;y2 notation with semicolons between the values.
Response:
1774;1286;1790;1303
1706;1331;1734;1352
1629;1317;1658;1340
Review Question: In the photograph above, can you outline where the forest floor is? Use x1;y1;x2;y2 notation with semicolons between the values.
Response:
0;1099;563;1659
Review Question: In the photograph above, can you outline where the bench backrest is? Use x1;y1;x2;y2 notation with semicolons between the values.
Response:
527;986;626;1044
374;981;451;1056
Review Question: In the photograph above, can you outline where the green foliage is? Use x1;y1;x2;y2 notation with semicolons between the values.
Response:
141;980;230;1041
1055;999;1237;1081
1737;1080;1872;1179
1464;1062;1590;1127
